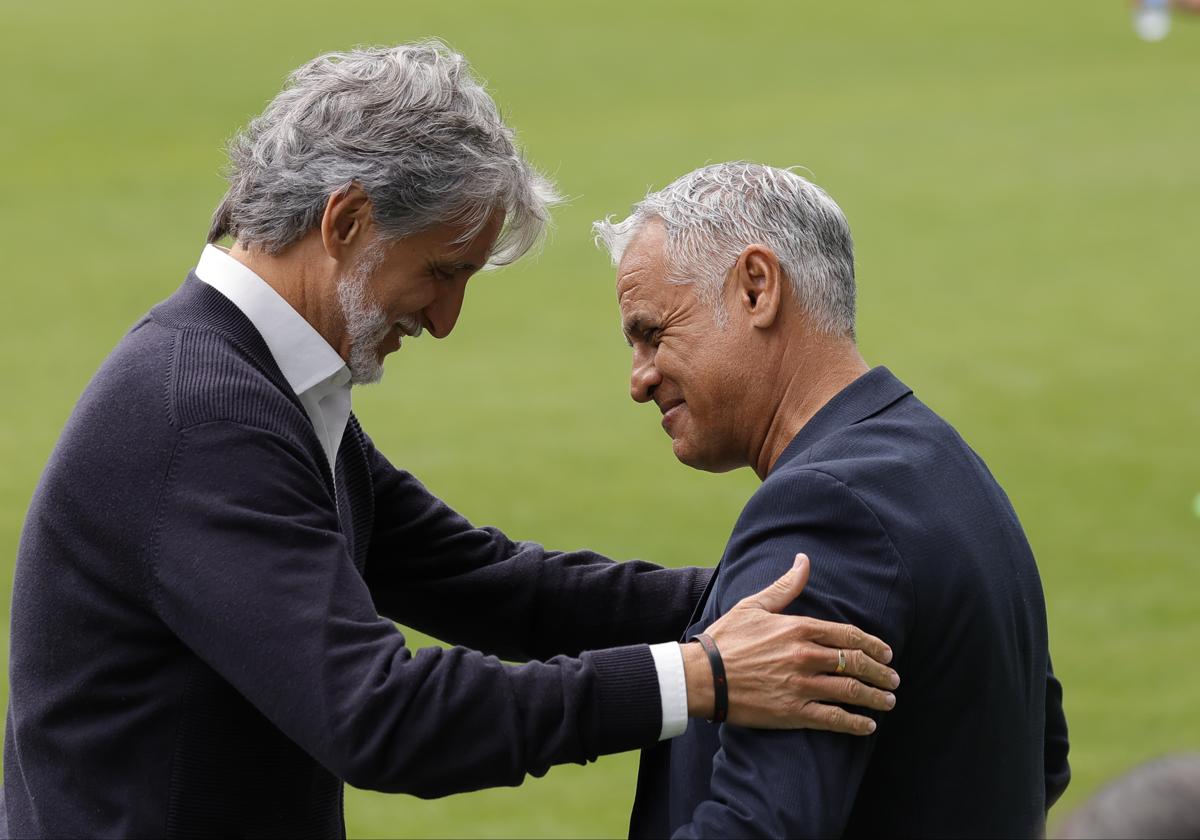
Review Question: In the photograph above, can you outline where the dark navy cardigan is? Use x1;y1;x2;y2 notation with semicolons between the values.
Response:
4;275;709;838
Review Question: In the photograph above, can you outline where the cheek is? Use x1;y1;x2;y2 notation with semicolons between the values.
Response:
380;281;437;316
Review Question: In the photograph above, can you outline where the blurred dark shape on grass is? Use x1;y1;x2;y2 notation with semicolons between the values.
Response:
1058;753;1200;840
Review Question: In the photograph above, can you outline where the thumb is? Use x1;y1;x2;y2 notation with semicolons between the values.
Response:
739;553;810;613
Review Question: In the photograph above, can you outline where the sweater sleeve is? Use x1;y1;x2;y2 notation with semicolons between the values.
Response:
361;434;711;661
673;468;912;839
146;420;662;796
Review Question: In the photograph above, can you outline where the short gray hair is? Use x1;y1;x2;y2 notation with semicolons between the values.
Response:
208;40;559;264
593;162;856;337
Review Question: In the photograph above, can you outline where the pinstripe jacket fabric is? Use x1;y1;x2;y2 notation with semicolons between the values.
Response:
630;366;1070;839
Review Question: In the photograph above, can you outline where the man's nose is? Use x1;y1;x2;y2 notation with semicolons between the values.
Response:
630;349;661;403
423;278;469;339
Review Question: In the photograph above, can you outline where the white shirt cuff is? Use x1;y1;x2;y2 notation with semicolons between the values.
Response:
649;641;688;740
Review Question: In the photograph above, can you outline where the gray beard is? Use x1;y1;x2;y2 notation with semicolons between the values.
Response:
336;244;391;386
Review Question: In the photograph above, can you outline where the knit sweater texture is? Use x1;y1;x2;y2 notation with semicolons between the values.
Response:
4;275;709;838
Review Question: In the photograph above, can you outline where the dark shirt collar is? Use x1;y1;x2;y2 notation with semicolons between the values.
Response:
770;366;912;474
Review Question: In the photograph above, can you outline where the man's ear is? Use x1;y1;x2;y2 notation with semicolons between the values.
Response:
733;244;783;329
320;183;372;262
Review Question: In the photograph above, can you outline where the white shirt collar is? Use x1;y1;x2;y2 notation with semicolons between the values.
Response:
194;244;349;395
194;245;353;479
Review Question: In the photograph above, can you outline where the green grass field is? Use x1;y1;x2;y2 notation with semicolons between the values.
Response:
2;1;1198;836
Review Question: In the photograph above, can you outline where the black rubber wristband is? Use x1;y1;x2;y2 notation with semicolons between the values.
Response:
692;632;728;723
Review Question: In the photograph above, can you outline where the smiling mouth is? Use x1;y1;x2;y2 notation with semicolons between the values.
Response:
394;317;424;341
658;398;684;416
658;399;685;432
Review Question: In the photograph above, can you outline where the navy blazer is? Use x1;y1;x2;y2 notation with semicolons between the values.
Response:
630;367;1070;839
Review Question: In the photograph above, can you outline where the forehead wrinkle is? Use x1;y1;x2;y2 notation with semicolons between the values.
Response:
616;264;652;299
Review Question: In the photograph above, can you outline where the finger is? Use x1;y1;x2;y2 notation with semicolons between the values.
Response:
734;553;810;614
803;618;894;666
798;702;878;736
808;675;897;713
823;645;900;690
792;553;810;590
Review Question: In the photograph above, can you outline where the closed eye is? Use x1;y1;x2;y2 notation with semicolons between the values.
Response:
430;260;481;283
623;313;662;348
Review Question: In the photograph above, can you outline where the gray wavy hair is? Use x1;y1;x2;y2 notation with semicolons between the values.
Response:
208;40;559;264
593;162;856;338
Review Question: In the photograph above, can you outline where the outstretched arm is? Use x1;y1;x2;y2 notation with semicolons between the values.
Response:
362;434;710;661
151;421;666;797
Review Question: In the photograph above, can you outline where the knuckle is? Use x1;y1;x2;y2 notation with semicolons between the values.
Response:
734;595;759;612
850;649;868;673
777;694;799;721
847;626;865;648
844;678;863;702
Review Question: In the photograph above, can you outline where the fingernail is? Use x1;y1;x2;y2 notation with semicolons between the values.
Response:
883;647;894;664
867;720;877;734
885;693;896;709
889;672;900;689
793;554;806;569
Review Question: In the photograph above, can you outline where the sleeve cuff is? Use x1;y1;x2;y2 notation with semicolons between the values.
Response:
649;641;688;740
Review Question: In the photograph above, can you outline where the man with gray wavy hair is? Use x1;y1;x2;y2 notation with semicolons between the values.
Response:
4;46;901;837
597;162;1070;836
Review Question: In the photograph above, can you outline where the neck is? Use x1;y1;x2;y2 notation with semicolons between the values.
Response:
750;336;868;480
228;235;349;359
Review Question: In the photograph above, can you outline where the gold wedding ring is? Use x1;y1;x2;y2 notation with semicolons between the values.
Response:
835;649;847;674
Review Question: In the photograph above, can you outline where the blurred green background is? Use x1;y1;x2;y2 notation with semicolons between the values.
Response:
1;0;1197;836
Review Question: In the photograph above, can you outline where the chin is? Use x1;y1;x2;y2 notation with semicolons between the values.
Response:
348;353;385;385
672;439;741;474
672;442;719;473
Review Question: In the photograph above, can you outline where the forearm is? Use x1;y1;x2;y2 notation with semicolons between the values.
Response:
331;641;663;796
682;641;716;719
524;559;711;656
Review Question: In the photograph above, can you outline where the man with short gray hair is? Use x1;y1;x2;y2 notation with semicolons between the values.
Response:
596;162;1071;837
3;47;899;837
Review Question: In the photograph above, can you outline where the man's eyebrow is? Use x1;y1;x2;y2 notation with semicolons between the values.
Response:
434;259;481;273
621;312;654;347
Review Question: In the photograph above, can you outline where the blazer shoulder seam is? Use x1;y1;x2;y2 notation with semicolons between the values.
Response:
786;465;919;634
